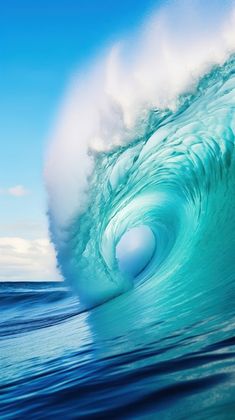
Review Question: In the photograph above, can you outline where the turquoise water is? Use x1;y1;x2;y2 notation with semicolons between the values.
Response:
55;56;235;310
1;49;235;420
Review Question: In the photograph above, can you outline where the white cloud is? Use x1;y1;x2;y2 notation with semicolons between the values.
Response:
0;221;48;239
0;237;62;281
8;185;29;197
0;185;30;197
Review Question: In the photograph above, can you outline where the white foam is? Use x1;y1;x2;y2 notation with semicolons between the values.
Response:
45;0;235;231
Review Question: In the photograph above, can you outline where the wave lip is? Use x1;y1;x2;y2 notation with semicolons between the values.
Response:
45;1;235;307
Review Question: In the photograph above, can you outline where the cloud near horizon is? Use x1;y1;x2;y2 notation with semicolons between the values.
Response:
0;185;30;197
0;237;62;281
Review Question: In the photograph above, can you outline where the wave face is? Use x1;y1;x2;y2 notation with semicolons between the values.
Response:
47;56;235;307
46;1;235;308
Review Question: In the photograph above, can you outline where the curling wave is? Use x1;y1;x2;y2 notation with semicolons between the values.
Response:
45;1;235;308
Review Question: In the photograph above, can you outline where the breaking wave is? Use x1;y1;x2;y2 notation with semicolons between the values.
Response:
46;1;235;308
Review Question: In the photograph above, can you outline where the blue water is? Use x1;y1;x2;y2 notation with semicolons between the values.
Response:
1;279;235;419
1;56;235;418
52;55;235;308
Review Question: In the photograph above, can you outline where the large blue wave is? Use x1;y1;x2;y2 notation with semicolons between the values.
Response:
45;1;235;308
47;55;235;308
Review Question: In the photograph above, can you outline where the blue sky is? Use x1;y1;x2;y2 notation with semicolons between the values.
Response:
0;0;159;280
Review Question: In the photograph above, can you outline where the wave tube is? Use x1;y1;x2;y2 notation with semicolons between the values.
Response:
45;0;235;308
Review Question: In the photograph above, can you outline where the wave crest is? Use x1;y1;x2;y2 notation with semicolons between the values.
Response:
45;1;235;307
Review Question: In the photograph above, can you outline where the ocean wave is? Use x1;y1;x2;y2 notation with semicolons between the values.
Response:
47;49;235;307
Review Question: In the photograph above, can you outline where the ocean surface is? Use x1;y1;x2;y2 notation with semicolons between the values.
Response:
2;3;235;418
1;277;235;419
